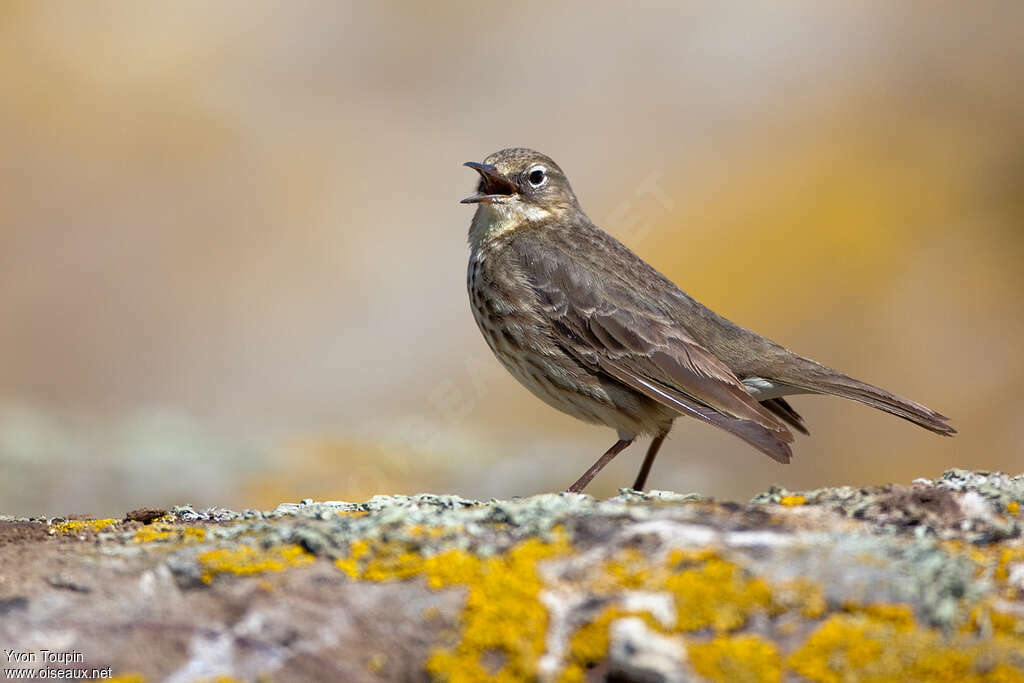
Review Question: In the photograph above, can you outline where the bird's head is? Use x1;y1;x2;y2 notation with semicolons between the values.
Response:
462;149;580;240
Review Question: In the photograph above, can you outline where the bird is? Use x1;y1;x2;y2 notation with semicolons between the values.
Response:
461;147;955;493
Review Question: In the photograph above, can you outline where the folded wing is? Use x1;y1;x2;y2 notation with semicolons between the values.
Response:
517;237;794;462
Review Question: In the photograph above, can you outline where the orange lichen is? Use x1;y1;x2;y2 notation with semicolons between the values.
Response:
688;634;782;683
197;544;314;584
779;495;807;507
1008;501;1019;516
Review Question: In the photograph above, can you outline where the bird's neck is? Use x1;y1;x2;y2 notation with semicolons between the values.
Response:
468;202;554;251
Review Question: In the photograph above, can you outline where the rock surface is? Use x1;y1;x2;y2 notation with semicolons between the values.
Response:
1;469;1023;682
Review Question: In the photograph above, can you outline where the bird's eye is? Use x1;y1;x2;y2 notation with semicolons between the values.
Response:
527;167;547;188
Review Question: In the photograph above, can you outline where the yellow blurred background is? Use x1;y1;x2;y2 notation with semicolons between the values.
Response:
1;2;1021;516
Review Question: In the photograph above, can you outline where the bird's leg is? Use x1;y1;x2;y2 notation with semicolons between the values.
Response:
631;434;666;491
566;439;633;493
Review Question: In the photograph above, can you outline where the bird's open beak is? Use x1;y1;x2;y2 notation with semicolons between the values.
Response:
461;162;518;204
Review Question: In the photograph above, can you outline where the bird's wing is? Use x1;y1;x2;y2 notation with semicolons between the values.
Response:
513;232;793;460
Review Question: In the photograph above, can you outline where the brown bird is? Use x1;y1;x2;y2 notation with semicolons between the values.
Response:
462;148;954;493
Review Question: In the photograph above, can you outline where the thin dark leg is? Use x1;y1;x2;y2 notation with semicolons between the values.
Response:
566;439;633;493
632;434;666;491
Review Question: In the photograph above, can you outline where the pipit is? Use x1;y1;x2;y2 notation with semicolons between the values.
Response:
462;148;954;493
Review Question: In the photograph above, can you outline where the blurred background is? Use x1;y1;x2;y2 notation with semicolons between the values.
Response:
1;1;1022;516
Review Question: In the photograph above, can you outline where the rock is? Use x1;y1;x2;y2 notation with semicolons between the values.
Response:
607;617;693;682
0;469;1022;682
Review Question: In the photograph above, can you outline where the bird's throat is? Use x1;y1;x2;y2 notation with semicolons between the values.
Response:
468;202;553;248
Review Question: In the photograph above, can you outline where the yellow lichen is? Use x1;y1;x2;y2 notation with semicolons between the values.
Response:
330;522;1024;681
335;538;370;578
602;547;654;589
367;653;387;673
990;610;1024;638
996;548;1024;582
547;547;780;678
855;602;916;628
198;544;314;584
561;544;1024;680
51;518;118;535
787;612;1024;682
408;523;448;538
423;536;569;682
1008;501;1019;516
951;540;1024;604
133;523;206;544
559;607;664;683
965;604;1024;640
665;550;773;632
102;675;146;683
336;531;570;682
336;540;480;584
778;495;807;507
774;577;827;619
421;549;484;590
688;634;782;683
361;543;428;582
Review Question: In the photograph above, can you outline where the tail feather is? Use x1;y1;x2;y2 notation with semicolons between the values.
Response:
776;359;955;436
761;397;809;436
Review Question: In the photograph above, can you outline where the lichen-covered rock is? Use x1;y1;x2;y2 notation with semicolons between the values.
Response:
752;469;1024;543
0;469;1022;682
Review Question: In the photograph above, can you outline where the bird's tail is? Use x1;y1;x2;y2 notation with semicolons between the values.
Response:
775;356;955;436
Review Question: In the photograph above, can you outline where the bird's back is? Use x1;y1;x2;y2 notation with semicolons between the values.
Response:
505;215;791;376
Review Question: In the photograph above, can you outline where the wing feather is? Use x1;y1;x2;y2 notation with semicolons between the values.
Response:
516;233;794;460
